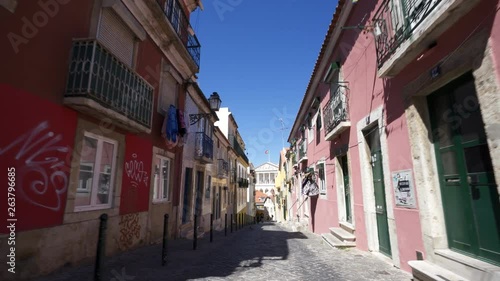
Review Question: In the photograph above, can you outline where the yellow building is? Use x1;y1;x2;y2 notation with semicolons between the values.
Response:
274;148;289;223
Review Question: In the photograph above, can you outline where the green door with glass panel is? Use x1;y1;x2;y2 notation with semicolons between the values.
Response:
366;127;392;257
428;72;500;265
340;155;352;223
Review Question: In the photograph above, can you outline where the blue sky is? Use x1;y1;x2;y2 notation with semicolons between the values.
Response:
191;0;338;167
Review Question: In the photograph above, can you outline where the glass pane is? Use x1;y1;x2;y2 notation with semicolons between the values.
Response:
76;136;97;207
440;150;458;175
430;93;454;148
162;159;169;199
453;81;487;143
464;144;494;173
97;142;114;205
153;157;161;200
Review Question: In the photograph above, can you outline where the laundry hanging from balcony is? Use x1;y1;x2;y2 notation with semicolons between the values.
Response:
161;105;179;149
177;108;188;146
301;172;319;197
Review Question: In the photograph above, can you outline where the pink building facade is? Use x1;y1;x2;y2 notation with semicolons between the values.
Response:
287;0;500;279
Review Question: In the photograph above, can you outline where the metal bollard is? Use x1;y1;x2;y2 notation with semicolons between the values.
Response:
224;213;227;236
210;213;213;242
193;214;197;250
94;213;108;281
162;214;169;266
230;214;233;233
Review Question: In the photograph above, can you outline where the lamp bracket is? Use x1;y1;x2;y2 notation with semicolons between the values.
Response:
189;113;213;125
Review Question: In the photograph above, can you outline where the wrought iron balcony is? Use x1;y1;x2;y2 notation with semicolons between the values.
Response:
195;132;213;163
372;0;441;70
232;138;249;164
238;178;249;188
217;159;229;178
323;85;350;141
64;39;153;133
157;0;201;68
298;145;307;163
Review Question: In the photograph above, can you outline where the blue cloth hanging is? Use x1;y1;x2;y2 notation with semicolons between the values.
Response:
166;105;178;142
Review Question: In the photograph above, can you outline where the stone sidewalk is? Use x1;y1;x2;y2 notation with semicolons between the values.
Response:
34;222;412;281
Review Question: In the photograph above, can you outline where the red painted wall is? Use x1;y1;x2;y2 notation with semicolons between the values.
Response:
0;0;93;103
119;134;153;215
0;84;77;233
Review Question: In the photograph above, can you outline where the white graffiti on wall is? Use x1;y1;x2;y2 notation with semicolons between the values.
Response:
125;153;149;188
0;121;70;211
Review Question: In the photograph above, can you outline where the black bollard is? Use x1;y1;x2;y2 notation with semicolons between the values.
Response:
162;214;169;266
230;214;233;233
94;213;108;281
193;214;197;250
210;213;213;242
224;213;227;236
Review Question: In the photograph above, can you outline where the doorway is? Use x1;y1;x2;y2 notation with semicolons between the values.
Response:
428;72;500;265
195;171;204;218
340;155;352;223
365;125;392;257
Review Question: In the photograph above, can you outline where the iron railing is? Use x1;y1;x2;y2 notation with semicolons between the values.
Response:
156;0;201;68
323;85;349;136
195;132;213;161
218;159;229;178
372;0;441;68
232;138;249;164
65;39;153;128
238;178;249;188
298;144;307;160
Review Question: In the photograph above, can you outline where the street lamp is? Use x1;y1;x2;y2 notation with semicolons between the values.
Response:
189;92;222;125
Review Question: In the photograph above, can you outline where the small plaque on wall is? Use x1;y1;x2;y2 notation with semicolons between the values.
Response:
392;169;416;208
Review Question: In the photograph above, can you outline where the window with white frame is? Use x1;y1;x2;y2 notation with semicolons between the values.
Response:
317;163;326;195
153;155;171;202
75;133;117;210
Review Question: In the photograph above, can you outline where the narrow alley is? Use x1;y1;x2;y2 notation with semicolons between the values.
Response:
1;0;500;280
34;223;410;281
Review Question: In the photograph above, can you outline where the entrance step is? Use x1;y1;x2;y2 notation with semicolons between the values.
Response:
339;221;355;234
408;261;469;281
433;249;500;281
330;227;356;242
321;233;356;249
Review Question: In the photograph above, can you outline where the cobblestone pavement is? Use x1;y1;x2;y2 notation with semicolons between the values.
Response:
35;222;412;281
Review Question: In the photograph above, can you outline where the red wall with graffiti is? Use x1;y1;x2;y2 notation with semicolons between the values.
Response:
119;135;153;215
0;84;77;233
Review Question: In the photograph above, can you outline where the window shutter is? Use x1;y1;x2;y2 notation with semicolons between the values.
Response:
97;8;135;68
159;72;178;113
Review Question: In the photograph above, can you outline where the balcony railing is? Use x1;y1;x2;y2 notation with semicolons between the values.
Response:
157;0;201;68
323;85;350;141
298;145;307;162
232;138;249;164
238;178;249;188
217;159;229;178
373;0;441;68
65;39;153;132
195;132;213;163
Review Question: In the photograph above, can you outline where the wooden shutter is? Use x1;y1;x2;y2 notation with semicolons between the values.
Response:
97;8;135;67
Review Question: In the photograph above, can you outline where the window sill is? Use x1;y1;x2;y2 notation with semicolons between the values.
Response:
153;199;170;204
74;204;112;212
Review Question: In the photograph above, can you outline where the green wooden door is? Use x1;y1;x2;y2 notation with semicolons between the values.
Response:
428;72;500;265
367;127;392;257
341;155;352;223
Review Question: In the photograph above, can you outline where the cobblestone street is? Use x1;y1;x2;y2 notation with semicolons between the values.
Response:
35;223;411;281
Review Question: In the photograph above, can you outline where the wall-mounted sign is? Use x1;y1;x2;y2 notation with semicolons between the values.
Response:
392;169;416;208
